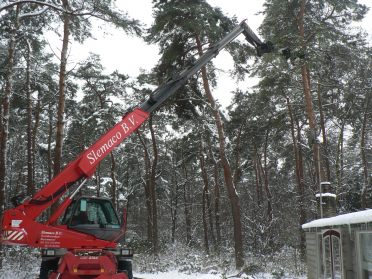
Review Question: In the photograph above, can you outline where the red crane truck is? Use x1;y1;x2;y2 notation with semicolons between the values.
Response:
0;20;273;279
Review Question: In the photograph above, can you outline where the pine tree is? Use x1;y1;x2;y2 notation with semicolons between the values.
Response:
260;0;368;185
148;0;245;267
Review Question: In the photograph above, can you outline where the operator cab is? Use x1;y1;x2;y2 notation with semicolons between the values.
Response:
61;196;124;242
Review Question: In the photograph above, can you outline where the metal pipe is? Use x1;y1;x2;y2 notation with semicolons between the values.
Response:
318;144;323;218
70;179;88;199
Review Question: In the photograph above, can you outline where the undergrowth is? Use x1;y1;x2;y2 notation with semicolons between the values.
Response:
0;242;306;278
132;241;306;278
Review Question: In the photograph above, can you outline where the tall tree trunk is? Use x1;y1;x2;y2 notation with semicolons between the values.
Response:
200;137;209;254
52;0;71;214
210;147;221;254
170;157;179;243
25;40;34;196
199;133;216;250
234;112;249;188
206;175;215;249
0;6;20;260
32;91;41;192
110;153;117;208
361;96;370;210
137;127;153;249
263;126;272;220
195;32;244;268
1;3;20;219
144;173;153;249
283;91;306;258
336;98;356;195
47;103;53;182
298;0;325;183
317;85;331;182
137;117;159;254
297;122;305;187
149;115;158;254
254;151;261;206
253;138;263;207
182;149;192;245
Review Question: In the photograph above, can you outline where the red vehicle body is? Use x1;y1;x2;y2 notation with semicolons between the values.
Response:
0;21;273;279
1;109;148;249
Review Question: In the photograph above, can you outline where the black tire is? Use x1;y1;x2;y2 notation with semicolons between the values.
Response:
118;260;133;279
39;260;59;279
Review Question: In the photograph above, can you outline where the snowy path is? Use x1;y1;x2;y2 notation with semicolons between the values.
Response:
134;271;306;279
135;273;221;279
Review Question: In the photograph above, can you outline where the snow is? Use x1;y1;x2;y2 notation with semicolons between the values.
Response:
302;209;372;229
19;6;49;19
315;193;336;198
136;272;221;279
135;271;305;279
0;0;64;14
0;243;307;279
0;271;305;279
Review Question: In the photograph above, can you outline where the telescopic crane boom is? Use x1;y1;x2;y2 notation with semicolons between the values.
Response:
0;20;272;279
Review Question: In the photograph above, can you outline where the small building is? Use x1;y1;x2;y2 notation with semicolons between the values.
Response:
302;209;372;279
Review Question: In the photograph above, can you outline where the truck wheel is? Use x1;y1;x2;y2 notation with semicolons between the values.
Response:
118;260;133;279
39;260;58;279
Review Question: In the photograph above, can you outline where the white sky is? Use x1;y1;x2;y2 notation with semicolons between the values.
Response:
59;0;372;108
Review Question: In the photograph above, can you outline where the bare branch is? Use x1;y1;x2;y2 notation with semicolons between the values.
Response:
46;39;61;62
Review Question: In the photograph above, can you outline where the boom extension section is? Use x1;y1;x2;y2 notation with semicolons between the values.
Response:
139;20;272;114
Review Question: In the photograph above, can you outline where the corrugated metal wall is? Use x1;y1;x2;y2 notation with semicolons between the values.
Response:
305;232;318;279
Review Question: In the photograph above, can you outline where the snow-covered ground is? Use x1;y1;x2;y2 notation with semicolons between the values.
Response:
0;271;306;279
0;264;306;279
136;273;221;279
135;272;306;279
0;244;306;279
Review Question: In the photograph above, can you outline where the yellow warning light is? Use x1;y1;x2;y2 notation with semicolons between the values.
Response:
74;269;78;273
101;269;104;273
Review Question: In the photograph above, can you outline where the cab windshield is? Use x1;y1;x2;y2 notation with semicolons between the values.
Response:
62;198;120;228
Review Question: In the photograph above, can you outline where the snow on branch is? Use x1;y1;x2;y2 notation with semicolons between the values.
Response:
0;0;64;13
19;5;49;19
1;1;120;21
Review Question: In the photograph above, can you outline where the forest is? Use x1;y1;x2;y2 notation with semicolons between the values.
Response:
0;0;371;277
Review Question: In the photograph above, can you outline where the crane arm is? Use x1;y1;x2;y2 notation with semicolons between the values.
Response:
16;109;149;221
1;20;272;249
9;20;271;222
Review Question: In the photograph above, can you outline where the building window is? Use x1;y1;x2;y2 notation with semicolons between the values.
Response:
320;230;342;279
360;232;372;278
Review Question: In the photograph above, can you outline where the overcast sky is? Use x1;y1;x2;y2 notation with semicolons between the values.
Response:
60;0;372;108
